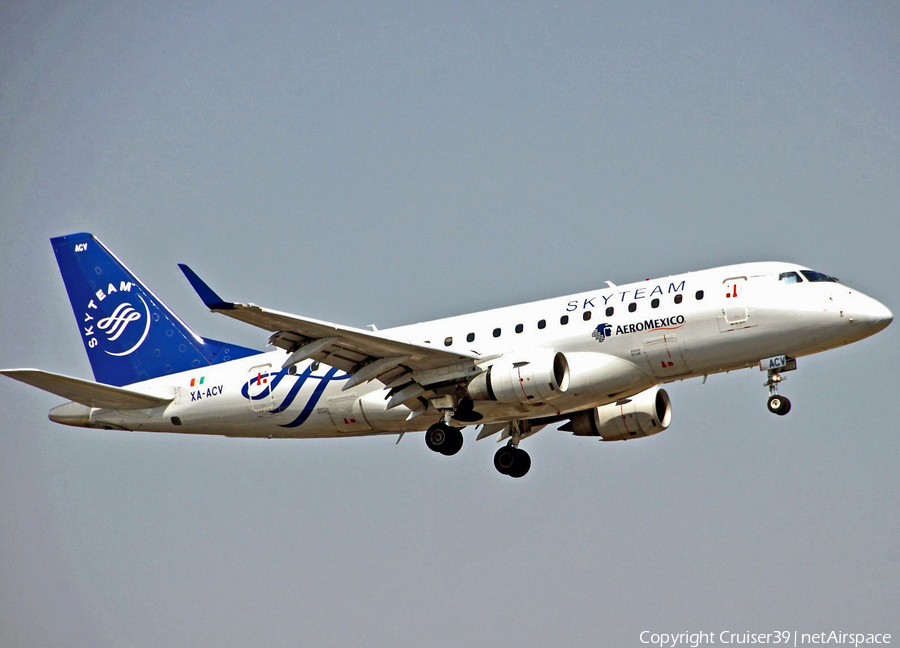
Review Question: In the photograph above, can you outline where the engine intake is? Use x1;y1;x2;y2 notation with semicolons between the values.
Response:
566;386;672;441
468;350;569;405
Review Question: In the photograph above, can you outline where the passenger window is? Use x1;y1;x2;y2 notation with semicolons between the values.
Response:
695;290;704;300
779;271;802;284
583;311;592;321
651;298;659;309
628;303;637;313
560;315;569;325
537;319;546;330
515;323;524;334
466;332;475;343
605;306;614;317
444;337;452;347
493;328;501;338
674;294;683;304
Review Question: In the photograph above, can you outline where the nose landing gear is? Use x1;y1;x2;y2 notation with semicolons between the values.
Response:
767;393;791;415
760;355;797;416
765;370;792;416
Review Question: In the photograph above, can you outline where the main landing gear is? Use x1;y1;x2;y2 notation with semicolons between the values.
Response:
493;420;531;478
765;369;792;416
494;445;531;479
425;421;463;456
424;413;532;478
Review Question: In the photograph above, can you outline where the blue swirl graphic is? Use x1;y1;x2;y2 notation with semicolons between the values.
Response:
240;363;351;428
278;367;343;428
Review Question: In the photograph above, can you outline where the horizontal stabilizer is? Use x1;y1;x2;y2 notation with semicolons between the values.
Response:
1;369;172;410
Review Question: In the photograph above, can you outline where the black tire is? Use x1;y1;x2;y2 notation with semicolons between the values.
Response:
426;423;463;455
777;396;791;415
439;427;464;456
494;446;516;475
508;448;531;478
767;395;791;416
425;423;447;453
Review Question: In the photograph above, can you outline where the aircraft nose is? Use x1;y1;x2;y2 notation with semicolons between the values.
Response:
873;301;893;329
850;296;892;333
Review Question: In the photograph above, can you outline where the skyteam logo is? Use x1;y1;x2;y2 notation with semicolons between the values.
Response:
592;323;613;343
98;302;142;341
81;281;151;356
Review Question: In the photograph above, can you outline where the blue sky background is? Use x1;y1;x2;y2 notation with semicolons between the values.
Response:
1;3;898;646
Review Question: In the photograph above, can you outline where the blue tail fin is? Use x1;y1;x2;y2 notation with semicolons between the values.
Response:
52;233;259;386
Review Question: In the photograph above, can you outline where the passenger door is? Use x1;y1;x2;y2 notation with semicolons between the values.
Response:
718;276;750;332
247;363;276;413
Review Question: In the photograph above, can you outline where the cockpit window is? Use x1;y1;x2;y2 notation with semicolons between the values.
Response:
800;270;839;283
779;271;802;284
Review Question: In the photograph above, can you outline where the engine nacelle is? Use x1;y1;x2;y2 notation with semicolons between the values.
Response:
467;349;569;405
567;386;672;441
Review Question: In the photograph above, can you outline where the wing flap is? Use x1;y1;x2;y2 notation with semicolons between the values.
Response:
1;369;172;410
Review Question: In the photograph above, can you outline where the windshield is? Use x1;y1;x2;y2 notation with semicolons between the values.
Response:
800;270;839;283
779;271;802;284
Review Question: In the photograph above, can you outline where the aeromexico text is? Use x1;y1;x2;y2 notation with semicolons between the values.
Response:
564;280;686;311
613;315;685;335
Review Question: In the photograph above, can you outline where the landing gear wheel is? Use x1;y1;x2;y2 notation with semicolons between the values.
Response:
425;423;463;455
507;448;531;478
440;428;463;455
494;446;516;475
767;395;791;416
493;446;531;478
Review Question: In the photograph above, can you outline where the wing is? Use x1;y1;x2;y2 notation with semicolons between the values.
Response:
1;369;172;409
179;265;483;408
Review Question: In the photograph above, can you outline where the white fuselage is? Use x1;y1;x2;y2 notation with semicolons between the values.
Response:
58;262;891;437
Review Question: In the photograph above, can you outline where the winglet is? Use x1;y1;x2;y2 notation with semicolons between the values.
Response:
178;264;234;310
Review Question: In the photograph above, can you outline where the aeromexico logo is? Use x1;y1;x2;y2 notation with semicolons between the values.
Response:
592;315;685;343
592;323;613;343
81;281;151;356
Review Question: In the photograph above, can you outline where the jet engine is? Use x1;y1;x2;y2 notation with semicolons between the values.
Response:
564;386;672;441
467;349;569;405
